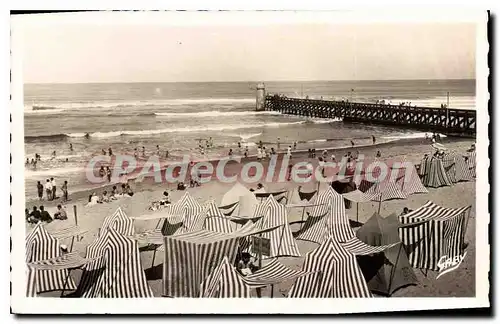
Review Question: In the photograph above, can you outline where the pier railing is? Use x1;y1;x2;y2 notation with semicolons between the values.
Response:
265;95;476;136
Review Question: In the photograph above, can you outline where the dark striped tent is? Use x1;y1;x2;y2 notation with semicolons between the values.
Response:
465;151;476;178
398;201;471;271
296;186;354;244
76;227;153;297
288;235;373;298
418;156;453;188
246;195;301;259
355;213;419;296
242;259;314;289
358;179;408;202
25;224;77;296
442;153;475;183
199;256;250;298
162;223;279;297
101;207;135;236
392;164;429;196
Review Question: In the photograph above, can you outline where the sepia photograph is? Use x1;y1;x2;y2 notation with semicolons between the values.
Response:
10;10;489;314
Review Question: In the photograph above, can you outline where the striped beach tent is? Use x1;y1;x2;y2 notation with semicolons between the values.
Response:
221;182;258;217
355;213;419;296
418;156;453;188
25;224;77;296
465;150;476;178
101;206;135;236
442;153;475;183
398;201;471;271
246;195;301;259
296;186;354;244
162;230;243;297
391;163;429;196
163;222;281;297
204;200;234;233
288;235;372;298
161;191;204;235
76;227;153;298
199;256;250;298
288;186;317;204
362;180;408;202
242;259;314;289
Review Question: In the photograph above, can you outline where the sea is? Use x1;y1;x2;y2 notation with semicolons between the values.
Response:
23;79;475;199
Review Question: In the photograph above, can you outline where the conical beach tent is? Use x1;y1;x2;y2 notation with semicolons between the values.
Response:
199;256;250;298
355;213;418;296
221;182;258;217
25;224;77;296
101;206;135;236
76;227;153;297
442;152;475;183
418;156;453;188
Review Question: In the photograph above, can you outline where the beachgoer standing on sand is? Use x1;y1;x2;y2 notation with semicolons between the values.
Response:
25;158;29;166
244;146;249;158
142;146;146;157
331;154;336;162
228;149;233;156
351;140;355;148
238;142;241;149
287;146;292;159
165;150;169;158
322;150;328;160
277;138;281;150
108;147;113;156
69;143;73;152
256;147;262;161
156;145;160;156
37;181;43;200
376;150;381;158
45;179;52;201
106;166;112;182
372;135;376;145
293;141;297;150
62;180;68;202
134;148;138;158
101;148;106;155
99;166;105;178
51;177;57;199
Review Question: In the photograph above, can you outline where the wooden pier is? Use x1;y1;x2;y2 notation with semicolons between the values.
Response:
264;95;476;136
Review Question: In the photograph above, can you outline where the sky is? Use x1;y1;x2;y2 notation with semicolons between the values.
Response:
15;14;477;83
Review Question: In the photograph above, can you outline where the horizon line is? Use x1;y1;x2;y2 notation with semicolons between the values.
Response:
24;78;476;85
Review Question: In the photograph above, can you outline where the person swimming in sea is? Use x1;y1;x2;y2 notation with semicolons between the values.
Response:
69;143;73;152
51;150;57;159
84;133;90;139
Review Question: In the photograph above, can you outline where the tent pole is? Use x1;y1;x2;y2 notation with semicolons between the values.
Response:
300;207;306;230
377;200;382;214
270;284;274;298
356;202;359;222
388;244;403;296
69;236;75;253
60;269;72;297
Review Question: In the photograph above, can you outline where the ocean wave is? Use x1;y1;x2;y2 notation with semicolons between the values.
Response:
382;132;448;140
25;108;67;115
306;118;342;124
24;98;255;111
25;166;85;178
25;121;306;143
154;110;280;118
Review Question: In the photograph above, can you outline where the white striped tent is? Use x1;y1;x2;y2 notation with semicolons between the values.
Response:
218;201;239;217
288;235;373;298
392;164;429;196
26;267;37;298
242;259;315;289
418;156;453;188
246;195;301;259
296;186;354;244
254;190;288;204
25;224;77;296
101;207;135;236
204;200;234;233
398;201;471;271
76;227;153;297
362;180;408;202
288;186;318;204
160;191;204;235
442;153;475;183
221;182;258;217
162;223;280;297
199;256;250;298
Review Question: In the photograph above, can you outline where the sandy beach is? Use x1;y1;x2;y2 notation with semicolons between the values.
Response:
27;136;476;298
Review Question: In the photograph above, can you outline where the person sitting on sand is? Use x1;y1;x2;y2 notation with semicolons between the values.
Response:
119;183;127;196
101;191;110;203
256;147;262;161
51;150;57;159
28;206;41;224
87;193;100;206
400;207;413;215
125;184;134;197
236;252;258;276
177;182;186;191
228;149;233;156
54;205;68;220
39;206;53;223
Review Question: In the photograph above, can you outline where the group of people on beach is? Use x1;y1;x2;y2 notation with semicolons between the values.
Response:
86;183;134;207
36;178;69;202
26;204;67;224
